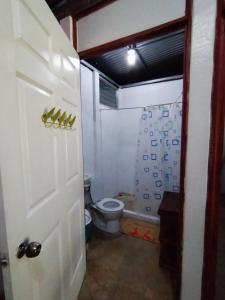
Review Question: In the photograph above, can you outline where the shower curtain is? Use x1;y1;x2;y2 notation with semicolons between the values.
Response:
134;103;182;217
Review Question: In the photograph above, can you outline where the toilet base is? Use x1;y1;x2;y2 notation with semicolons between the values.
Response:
94;226;122;238
92;210;121;234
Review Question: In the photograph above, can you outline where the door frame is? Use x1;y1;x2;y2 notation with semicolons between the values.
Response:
78;1;193;299
78;16;187;59
201;1;225;299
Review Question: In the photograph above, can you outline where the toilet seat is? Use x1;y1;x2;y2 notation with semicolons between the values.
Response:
96;198;124;212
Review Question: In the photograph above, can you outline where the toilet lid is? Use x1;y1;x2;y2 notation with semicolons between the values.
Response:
96;198;124;212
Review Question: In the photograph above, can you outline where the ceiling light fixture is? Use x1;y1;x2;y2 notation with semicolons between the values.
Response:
127;47;136;66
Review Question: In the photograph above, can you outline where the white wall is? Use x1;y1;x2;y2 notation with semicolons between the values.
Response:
181;0;217;299
80;65;95;179
60;16;73;43
119;80;183;108
101;110;120;197
116;108;140;195
77;0;186;52
81;66;104;201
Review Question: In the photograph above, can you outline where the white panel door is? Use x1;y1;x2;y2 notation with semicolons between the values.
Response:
0;0;86;299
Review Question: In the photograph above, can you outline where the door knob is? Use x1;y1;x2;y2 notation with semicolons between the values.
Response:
26;242;42;258
17;239;42;259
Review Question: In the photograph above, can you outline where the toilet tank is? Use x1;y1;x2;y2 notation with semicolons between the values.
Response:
84;175;92;206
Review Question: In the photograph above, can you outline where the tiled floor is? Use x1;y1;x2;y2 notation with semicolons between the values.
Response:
78;233;173;300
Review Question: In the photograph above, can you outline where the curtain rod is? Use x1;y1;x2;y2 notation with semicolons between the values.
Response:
100;101;182;111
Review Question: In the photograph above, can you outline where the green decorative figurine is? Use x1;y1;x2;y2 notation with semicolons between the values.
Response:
42;107;76;130
42;107;55;125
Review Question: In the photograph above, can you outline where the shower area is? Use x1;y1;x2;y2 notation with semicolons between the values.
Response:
135;102;182;216
99;81;183;221
81;30;184;229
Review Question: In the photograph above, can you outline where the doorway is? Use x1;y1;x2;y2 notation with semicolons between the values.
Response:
78;7;192;296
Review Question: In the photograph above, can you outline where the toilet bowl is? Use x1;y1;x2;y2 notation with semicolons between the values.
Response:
83;175;124;235
91;198;125;235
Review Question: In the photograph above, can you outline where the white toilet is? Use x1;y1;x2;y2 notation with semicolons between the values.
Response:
92;198;124;235
84;175;124;235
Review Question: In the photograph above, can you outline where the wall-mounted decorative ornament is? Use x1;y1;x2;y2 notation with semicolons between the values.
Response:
42;107;76;130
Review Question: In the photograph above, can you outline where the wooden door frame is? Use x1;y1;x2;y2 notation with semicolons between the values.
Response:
201;1;225;300
78;16;187;59
77;1;193;299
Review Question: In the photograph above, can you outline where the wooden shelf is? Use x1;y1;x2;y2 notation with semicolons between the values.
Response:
158;191;180;272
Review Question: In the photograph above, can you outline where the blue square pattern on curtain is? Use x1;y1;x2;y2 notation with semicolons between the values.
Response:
134;103;182;216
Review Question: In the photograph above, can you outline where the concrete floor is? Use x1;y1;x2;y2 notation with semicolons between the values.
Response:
78;233;173;300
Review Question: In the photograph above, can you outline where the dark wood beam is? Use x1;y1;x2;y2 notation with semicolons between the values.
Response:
222;0;225;15
79;17;188;59
73;17;77;51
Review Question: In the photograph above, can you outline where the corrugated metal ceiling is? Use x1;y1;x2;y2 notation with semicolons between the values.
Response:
85;31;184;86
